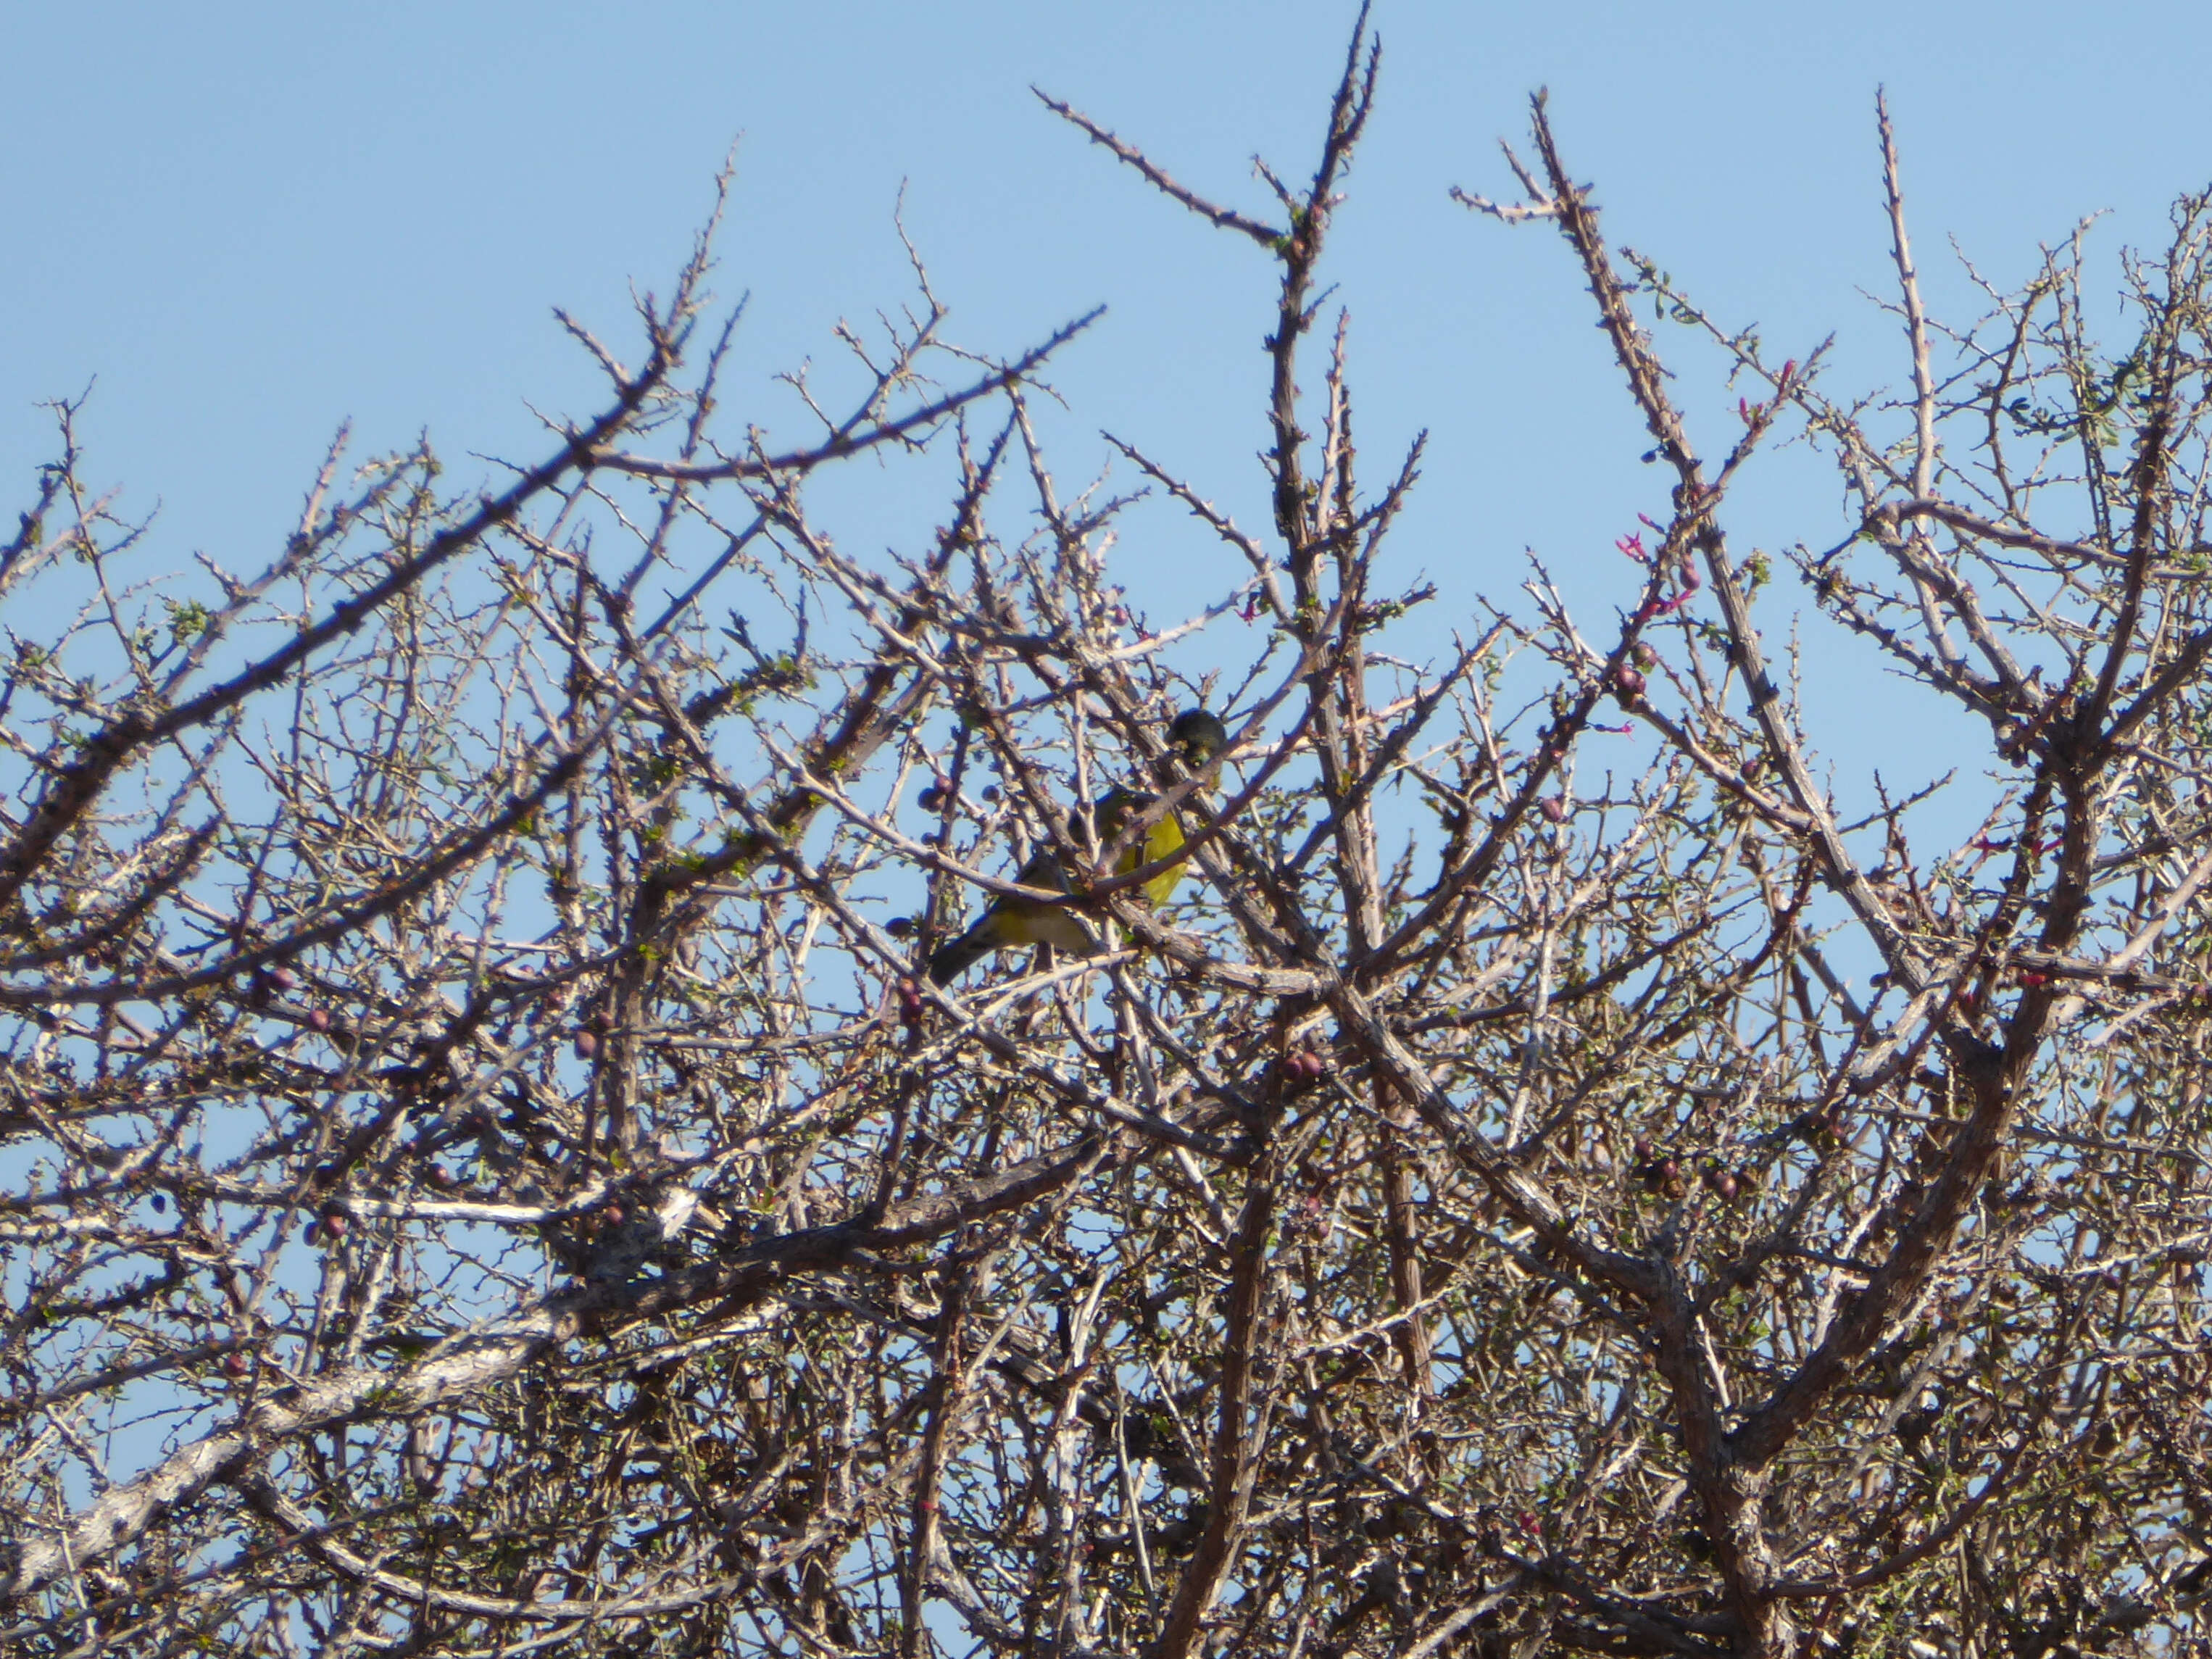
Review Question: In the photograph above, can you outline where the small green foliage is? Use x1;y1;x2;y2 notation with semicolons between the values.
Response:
165;596;213;644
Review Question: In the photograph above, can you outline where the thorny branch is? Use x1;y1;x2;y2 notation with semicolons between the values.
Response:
7;25;2212;1659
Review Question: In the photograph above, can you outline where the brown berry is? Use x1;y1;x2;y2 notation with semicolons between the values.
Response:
1539;796;1568;823
269;966;299;993
574;1031;599;1060
319;1210;349;1239
222;1350;251;1379
1613;665;1647;698
896;978;926;1026
307;1007;333;1034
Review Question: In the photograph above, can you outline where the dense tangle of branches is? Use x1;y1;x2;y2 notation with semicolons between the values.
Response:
5;16;2211;1658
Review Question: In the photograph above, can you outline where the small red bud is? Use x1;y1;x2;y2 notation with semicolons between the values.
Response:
307;1007;333;1034
318;1210;348;1241
222;1350;251;1378
1539;796;1568;823
602;1203;625;1228
2016;970;2048;988
574;1031;599;1060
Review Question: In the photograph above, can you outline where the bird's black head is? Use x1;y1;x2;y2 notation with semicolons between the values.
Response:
1169;708;1228;767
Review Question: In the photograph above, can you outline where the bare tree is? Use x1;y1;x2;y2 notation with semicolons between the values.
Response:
5;14;2211;1659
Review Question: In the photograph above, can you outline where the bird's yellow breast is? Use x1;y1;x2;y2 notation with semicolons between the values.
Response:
1094;789;1190;910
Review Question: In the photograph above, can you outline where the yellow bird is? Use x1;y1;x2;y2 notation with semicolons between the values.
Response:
927;709;1227;985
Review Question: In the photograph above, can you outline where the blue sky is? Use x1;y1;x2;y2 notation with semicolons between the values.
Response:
1;0;2203;1537
6;0;2208;806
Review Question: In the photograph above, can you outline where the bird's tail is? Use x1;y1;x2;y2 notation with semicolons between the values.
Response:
927;926;994;986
